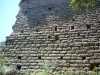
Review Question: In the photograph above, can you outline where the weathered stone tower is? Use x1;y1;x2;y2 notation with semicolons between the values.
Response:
4;0;100;74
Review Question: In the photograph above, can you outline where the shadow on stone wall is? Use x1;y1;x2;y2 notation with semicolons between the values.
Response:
12;0;100;33
13;0;82;32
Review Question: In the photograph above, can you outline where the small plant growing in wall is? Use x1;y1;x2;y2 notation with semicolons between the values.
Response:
30;61;100;75
0;53;27;75
92;66;98;75
0;53;8;67
31;61;56;75
0;53;17;75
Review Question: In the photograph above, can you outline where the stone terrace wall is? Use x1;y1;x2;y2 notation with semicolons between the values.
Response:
4;0;100;74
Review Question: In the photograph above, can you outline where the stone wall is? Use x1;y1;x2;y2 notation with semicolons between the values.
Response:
12;0;78;33
4;0;100;74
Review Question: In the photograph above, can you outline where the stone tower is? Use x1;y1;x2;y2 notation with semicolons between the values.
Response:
4;0;100;74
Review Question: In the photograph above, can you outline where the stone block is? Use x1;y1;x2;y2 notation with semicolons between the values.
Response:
67;50;75;54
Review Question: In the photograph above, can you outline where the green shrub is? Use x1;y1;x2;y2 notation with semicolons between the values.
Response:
31;61;67;75
0;53;8;67
0;65;17;75
0;53;18;75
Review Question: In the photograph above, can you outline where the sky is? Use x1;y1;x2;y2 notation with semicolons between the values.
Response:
0;0;20;42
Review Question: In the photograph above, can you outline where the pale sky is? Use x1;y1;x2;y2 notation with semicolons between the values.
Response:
0;0;20;42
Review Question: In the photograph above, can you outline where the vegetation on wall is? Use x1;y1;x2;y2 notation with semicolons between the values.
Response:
0;53;27;75
0;41;27;75
70;0;100;11
31;62;99;75
0;53;17;75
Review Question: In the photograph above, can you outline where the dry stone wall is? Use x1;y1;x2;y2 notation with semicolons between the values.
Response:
12;0;78;33
4;0;100;74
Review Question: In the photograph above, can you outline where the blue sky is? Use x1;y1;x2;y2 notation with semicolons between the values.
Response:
0;0;20;42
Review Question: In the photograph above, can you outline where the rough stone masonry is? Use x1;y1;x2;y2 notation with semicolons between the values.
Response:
4;0;100;74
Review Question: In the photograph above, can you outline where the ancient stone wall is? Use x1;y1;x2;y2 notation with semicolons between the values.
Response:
4;0;100;74
12;0;78;33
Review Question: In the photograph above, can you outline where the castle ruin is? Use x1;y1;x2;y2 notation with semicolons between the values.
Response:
4;0;100;74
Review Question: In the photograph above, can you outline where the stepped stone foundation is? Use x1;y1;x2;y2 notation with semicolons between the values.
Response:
4;0;100;74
